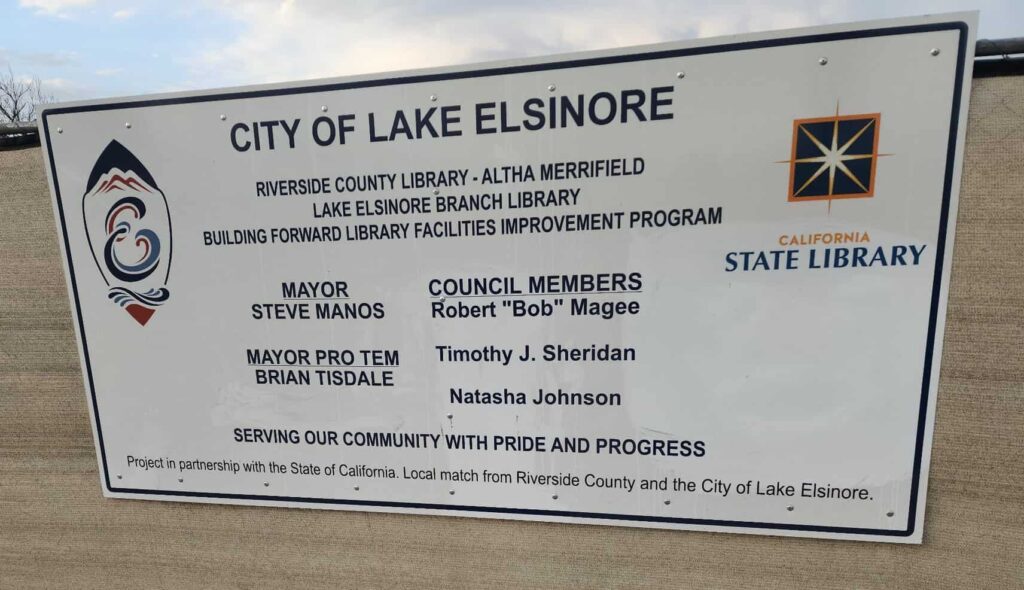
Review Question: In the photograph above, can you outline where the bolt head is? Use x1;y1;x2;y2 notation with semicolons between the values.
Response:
125;122;132;129
664;500;671;505
676;72;685;79
552;494;559;500
433;188;440;195
547;84;556;92
178;478;183;483
448;489;455;495
354;485;360;491
430;95;437;102
263;482;269;487
116;474;122;479
219;114;226;121
321;105;328;112
930;48;941;56
886;511;895;517
57;127;63;134
818;57;828;66
786;505;794;511
446;413;453;419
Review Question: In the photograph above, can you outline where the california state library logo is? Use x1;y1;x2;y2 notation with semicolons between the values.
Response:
781;106;884;204
82;140;172;326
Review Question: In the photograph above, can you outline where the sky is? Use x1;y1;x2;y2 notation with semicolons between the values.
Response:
2;0;1021;102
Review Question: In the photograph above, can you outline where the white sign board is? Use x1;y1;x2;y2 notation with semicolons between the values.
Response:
41;13;976;543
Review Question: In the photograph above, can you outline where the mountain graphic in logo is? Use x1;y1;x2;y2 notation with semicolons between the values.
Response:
82;140;172;326
781;106;884;204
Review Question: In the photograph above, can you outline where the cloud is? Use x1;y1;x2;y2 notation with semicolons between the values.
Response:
112;8;135;19
0;49;78;71
95;67;123;76
39;77;95;100
19;51;78;67
19;0;95;17
187;0;851;88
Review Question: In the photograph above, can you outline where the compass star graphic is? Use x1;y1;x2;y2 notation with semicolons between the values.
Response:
795;118;874;195
781;105;888;206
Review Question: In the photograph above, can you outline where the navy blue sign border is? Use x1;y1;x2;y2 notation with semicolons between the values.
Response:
43;20;969;538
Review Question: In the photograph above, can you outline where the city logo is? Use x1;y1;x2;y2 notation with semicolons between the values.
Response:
82;140;172;326
781;106;884;206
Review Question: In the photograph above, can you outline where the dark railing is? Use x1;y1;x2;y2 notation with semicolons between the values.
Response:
975;37;1024;78
0;123;40;147
976;37;1024;57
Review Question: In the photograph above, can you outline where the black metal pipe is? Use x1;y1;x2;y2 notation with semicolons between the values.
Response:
976;37;1024;57
0;124;39;135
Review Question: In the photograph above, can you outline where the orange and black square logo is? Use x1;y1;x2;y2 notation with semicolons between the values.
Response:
786;112;880;202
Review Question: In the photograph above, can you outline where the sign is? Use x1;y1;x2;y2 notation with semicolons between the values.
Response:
40;13;976;543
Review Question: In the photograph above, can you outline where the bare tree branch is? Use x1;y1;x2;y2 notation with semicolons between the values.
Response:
0;67;53;125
